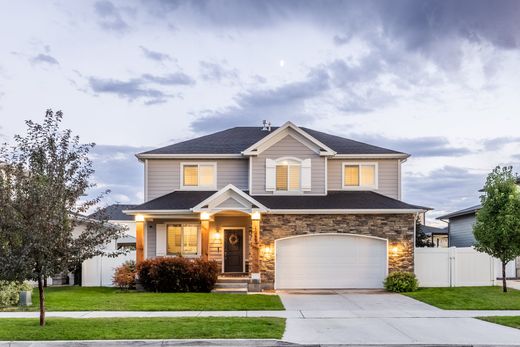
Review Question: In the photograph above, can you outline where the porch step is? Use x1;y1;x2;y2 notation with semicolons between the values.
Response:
214;282;248;289
217;276;249;284
212;276;249;294
211;287;248;294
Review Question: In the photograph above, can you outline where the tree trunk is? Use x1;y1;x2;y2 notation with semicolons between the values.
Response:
37;276;46;326
502;261;508;293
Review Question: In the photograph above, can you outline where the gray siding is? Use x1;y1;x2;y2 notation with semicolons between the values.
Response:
251;134;326;195
146;159;248;201
449;214;476;247
327;159;400;199
146;222;156;258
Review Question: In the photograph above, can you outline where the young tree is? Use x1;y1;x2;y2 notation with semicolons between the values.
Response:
0;110;126;325
473;166;520;293
415;221;433;247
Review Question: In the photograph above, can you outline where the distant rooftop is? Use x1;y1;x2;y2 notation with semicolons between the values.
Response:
89;204;137;221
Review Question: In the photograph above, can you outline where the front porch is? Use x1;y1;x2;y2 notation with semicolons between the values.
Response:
131;185;270;291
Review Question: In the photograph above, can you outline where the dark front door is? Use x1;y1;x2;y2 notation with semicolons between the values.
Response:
224;229;244;272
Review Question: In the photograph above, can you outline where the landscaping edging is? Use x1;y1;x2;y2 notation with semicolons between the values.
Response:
0;339;298;347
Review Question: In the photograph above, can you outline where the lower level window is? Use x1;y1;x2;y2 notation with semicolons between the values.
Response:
167;224;199;256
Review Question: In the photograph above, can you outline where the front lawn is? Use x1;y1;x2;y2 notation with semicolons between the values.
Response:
404;286;520;310
479;316;520;330
14;287;284;311
0;317;285;340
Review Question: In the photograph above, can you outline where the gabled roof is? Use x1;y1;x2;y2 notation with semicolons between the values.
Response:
89;204;138;221
192;184;268;212
437;204;481;220
125;190;427;213
137;124;408;158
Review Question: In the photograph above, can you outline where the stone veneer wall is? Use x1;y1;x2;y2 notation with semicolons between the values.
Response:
258;214;415;285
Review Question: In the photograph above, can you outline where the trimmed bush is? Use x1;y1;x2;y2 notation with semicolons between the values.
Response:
0;281;33;307
112;260;137;290
384;271;419;293
137;257;219;293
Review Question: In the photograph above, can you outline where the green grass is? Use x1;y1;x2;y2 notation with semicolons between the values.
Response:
12;287;284;311
0;317;285;340
479;316;520;329
404;286;520;310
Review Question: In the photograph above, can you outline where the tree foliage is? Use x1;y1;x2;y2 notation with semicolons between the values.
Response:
473;166;520;292
0;109;126;325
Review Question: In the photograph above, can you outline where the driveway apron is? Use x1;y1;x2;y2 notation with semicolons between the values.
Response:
279;289;520;345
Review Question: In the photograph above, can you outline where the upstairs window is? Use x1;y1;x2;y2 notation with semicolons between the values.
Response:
167;224;199;256
276;159;301;191
343;163;377;189
181;163;216;190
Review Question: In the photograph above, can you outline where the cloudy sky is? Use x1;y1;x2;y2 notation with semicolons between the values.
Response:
1;0;520;225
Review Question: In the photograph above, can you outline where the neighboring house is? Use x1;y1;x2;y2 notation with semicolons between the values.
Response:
124;121;428;290
421;225;448;248
81;204;137;286
438;178;520;277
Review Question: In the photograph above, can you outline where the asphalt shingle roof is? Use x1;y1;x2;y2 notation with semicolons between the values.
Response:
139;126;405;156
127;190;426;212
437;204;481;220
89;204;138;221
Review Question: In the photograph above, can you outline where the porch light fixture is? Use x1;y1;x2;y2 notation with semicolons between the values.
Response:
262;245;272;256
200;212;211;221
391;246;399;257
251;211;261;221
135;214;145;222
214;230;221;240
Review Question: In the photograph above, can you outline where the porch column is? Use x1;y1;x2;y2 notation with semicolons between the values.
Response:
135;215;145;265
250;211;261;280
200;212;210;261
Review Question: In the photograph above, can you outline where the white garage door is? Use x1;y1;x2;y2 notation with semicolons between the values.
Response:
275;234;388;289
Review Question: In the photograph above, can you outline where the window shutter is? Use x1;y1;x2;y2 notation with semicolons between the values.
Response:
301;158;312;191
266;159;276;191
156;224;167;256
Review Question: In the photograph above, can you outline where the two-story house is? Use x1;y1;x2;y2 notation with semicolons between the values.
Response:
124;122;427;290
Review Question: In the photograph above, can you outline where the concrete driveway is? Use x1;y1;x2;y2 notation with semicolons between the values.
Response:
279;290;520;345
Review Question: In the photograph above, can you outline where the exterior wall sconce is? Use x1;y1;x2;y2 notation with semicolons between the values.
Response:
214;230;221;240
200;212;211;221
262;245;273;257
135;214;145;222
391;245;400;257
251;211;261;221
214;230;221;253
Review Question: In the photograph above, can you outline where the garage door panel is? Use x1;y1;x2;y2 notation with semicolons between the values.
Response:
275;234;387;289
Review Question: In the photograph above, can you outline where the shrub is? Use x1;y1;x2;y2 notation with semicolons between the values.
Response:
138;257;219;293
0;281;33;307
384;272;419;293
112;260;137;290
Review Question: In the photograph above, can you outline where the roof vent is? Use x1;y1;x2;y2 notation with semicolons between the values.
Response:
261;120;271;132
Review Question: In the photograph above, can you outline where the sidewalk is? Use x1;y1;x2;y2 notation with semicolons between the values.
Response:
2;309;520;319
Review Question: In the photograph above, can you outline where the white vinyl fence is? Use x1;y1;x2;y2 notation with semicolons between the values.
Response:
82;251;136;287
415;247;516;287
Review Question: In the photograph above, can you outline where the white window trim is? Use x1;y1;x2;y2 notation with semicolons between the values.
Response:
341;162;379;190
274;157;303;194
166;223;202;257
180;162;217;190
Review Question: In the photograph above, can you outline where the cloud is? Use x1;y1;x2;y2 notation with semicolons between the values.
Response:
87;71;194;103
88;144;150;204
140;46;173;62
349;134;473;157
141;73;194;85
31;53;59;66
89;77;170;103
190;69;330;132
199;61;239;82
143;0;520;71
94;0;130;32
481;136;520;151
404;165;485;218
